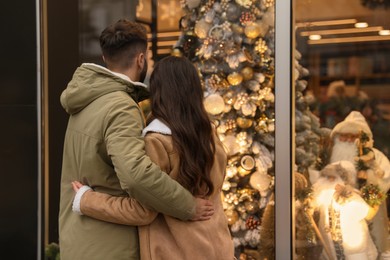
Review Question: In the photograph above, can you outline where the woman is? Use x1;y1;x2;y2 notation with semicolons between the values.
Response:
72;56;234;260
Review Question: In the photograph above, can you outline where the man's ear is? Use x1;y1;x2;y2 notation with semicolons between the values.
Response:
136;52;145;68
102;55;106;63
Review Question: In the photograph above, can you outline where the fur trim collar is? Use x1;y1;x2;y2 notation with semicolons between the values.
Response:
142;119;172;137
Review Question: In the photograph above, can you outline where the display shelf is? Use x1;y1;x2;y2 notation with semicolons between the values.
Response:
304;46;390;102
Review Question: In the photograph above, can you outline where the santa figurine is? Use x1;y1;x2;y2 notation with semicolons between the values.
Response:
327;111;390;257
312;161;378;260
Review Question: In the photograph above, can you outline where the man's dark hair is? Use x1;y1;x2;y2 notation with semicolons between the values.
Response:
99;19;148;70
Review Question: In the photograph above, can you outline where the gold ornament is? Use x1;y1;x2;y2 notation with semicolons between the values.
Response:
225;3;241;22
170;48;183;57
227;72;243;86
236;117;253;129
245;201;260;215
237;131;250;147
267;120;275;132
244;22;261;39
194;19;211;39
225;119;237;131
243;48;254;63
226;165;238;178
204;93;225;115
238;166;251;176
263;0;275;8
255;38;268;55
223;91;236;105
240;155;255;170
256;115;269;133
262;7;275;27
240;66;254;81
186;0;201;9
231;23;244;34
235;0;253;8
225;209;239;225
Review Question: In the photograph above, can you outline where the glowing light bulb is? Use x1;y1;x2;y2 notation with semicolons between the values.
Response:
379;29;390;36
355;22;368;28
309;34;321;40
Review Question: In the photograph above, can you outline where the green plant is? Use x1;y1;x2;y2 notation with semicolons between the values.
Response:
45;242;60;260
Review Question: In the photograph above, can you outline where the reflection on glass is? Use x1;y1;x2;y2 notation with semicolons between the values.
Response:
79;0;138;64
294;1;390;259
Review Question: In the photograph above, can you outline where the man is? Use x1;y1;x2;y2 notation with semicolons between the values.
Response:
59;19;213;260
312;161;378;260
328;111;390;256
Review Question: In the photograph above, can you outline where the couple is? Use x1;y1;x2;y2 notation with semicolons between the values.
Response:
59;19;234;260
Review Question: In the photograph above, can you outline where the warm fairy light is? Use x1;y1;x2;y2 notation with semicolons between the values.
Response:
226;166;238;178
355;22;368;28
309;34;321;40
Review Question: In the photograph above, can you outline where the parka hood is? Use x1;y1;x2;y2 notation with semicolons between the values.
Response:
61;63;150;114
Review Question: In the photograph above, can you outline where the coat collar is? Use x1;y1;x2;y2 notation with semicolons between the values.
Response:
84;63;148;89
142;119;171;137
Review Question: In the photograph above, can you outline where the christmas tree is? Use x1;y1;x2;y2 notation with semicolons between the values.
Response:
174;1;275;258
173;1;324;258
294;39;331;259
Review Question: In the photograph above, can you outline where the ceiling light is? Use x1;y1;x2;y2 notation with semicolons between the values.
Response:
308;35;390;44
296;19;357;28
355;22;368;28
308;34;321;40
300;26;383;36
379;30;390;36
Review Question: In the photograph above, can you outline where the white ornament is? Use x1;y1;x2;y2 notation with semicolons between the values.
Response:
186;0;201;9
222;135;240;156
205;9;216;23
249;171;272;196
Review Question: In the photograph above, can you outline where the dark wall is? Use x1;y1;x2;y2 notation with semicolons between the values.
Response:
46;0;79;244
0;1;38;259
0;0;79;258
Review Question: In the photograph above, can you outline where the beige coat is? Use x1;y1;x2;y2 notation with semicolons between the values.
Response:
80;119;234;260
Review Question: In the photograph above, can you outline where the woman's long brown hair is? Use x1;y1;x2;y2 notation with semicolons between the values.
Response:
149;56;215;197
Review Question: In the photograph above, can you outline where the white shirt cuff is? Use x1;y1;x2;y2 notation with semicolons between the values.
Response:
72;185;92;215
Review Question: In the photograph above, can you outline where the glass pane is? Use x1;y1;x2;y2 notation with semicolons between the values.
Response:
294;1;390;259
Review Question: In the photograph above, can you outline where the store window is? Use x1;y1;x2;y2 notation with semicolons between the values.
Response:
294;1;390;259
74;1;295;259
